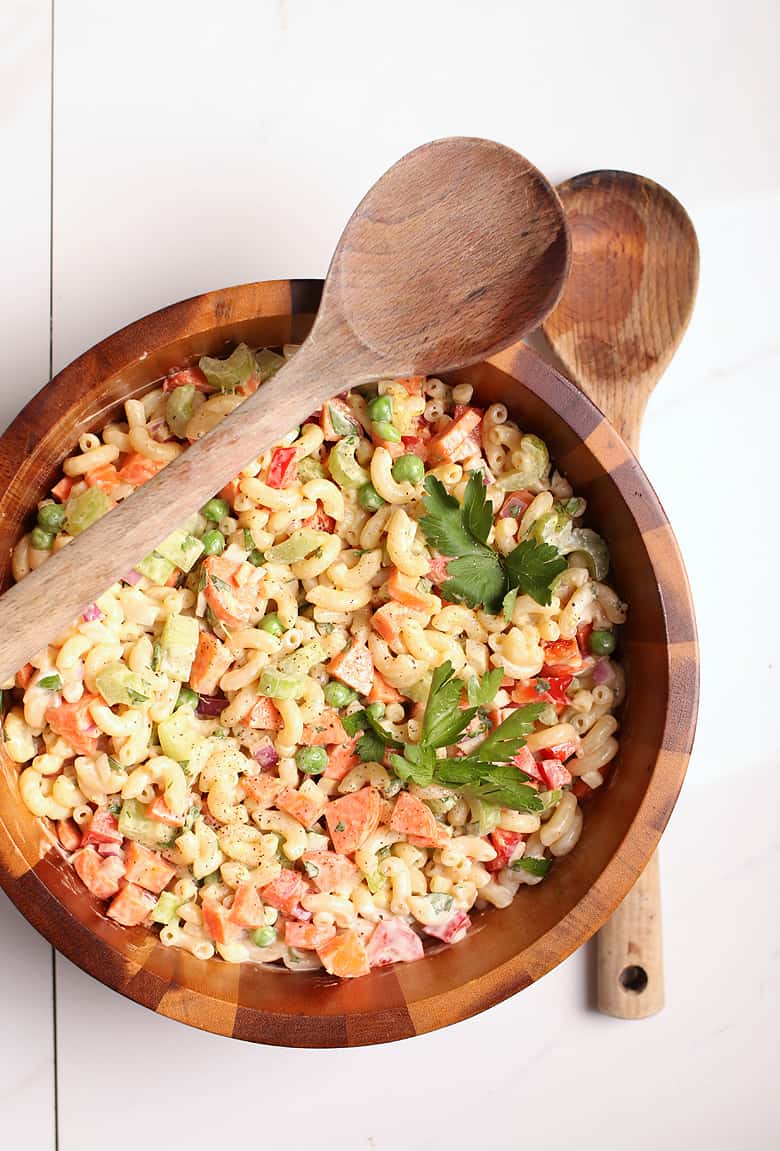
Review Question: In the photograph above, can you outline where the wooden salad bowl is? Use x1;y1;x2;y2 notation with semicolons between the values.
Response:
0;279;698;1046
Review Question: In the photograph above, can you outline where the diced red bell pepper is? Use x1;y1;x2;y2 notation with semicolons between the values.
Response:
545;739;579;762
80;809;122;847
163;366;212;393
259;869;311;915
539;758;573;789
302;504;336;533
366;917;424;967
284;919;336;949
541;638;583;675
422;910;471;944
486;828;526;872
266;446;297;488
301;850;360;893
577;622;594;656
146;795;185;827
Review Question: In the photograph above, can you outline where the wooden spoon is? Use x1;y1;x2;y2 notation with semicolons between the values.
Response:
0;137;569;682
542;170;699;1018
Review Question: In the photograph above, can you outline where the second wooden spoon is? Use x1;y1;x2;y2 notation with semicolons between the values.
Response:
543;169;699;1017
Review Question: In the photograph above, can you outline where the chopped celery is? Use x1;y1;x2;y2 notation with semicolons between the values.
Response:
427;892;454;915
199;342;256;391
326;402;360;437
530;510;572;548
403;674;432;704
151;891;182;925
136;551;177;584
296;456;326;483
166;382;196;438
328;436;369;489
279;639;327;676
566;528;610;580
366;870;385;894
472;798;501;836
158;613;199;681
158;706;204;762
265;528;324;564
538;788;563;812
254;348;286;381
118;798;177;850
95;662;151;707
155;528;204;572
258;668;307;700
64;488;111;535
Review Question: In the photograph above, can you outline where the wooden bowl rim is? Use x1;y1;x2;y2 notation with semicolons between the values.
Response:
0;279;699;1045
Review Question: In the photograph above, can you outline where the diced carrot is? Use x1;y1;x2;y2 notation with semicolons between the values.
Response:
15;663;34;690
325;787;382;855
202;556;265;627
387;567;435;613
317;929;370;978
116;453;166;487
367;669;404;706
219;477;241;504
327;639;374;696
323;738;360;782
242;774;285;808
302;708;349;746
228;882;266;928
45;693;100;755
285;919;336;950
394;376;426;396
80;809;122;847
51;476;74;502
371;602;426;653
259;870;310;915
277;785;328;829
189;630;233;695
106;883;156;927
427;407;483;463
146;795;185;827
56;818;82;853
301;850;360;893
201;898;243;943
123;841;177;893
85;464;121;494
73;846;126;900
245;695;283;731
390;791;449;848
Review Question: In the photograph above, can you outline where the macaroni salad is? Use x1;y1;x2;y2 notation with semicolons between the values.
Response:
4;344;626;978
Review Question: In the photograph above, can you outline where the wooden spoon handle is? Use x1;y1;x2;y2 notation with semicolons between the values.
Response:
597;852;664;1018
0;337;346;684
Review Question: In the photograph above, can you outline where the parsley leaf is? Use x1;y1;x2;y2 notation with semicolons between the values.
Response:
504;539;567;607
422;661;476;748
420;476;505;613
466;668;503;710
389;742;436;787
473;701;545;764
511;856;551;876
502;586;518;621
343;707;401;762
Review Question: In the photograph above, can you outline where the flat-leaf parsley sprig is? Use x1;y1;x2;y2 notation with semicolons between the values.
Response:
389;661;545;813
419;471;567;613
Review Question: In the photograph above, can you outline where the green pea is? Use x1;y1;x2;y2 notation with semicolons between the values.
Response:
366;701;385;721
201;497;229;522
392;453;424;484
296;745;328;775
358;482;386;512
589;629;616;656
37;502;65;533
372;420;401;443
324;680;355;708
30;526;54;551
247;548;265;566
175;686;199;711
200;529;225;556
252;925;277;948
368;394;393;423
260;613;284;637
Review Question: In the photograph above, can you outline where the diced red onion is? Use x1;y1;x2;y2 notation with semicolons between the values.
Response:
289;905;313;922
147;418;172;442
81;603;103;622
122;569;143;585
196;693;227;717
591;659;616;686
253;743;279;770
84;721;100;737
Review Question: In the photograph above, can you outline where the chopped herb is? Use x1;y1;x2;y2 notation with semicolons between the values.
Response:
302;860;320;879
151;641;162;672
126;687;149;705
37;673;62;691
107;756;124;773
427;892;454;914
466;668;503;710
511;856;551;877
334;821;346;833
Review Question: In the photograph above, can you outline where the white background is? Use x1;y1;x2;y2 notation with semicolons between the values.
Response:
1;2;778;1148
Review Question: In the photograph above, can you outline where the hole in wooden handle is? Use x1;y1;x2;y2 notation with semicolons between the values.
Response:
619;964;649;994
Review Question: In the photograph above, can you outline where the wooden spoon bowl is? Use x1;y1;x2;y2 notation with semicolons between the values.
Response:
0;280;698;1046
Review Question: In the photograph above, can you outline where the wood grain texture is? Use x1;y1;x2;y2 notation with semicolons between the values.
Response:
0;137;568;684
543;171;699;1019
542;170;699;452
0;279;698;1045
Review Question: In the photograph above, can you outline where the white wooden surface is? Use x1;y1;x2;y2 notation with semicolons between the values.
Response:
2;1;779;1147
